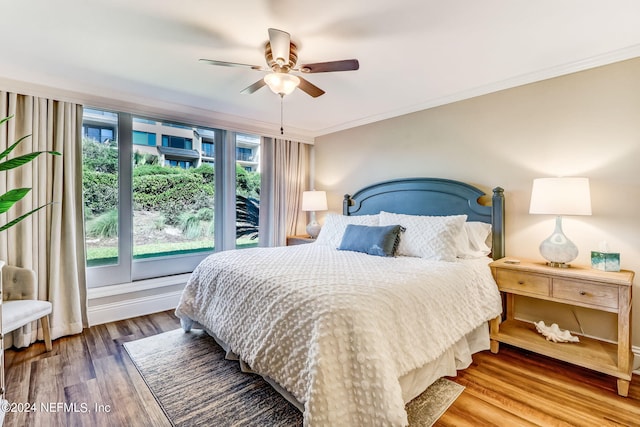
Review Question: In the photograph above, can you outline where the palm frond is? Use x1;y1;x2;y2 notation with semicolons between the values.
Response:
0;188;31;214
0;115;61;232
235;195;260;240
0;150;61;171
0;203;53;232
0;134;31;161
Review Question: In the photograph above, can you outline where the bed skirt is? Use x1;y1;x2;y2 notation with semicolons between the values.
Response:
180;317;488;411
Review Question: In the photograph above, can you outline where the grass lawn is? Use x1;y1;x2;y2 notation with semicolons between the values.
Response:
86;237;259;267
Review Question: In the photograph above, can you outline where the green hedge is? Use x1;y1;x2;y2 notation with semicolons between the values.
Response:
133;164;179;177
83;170;119;216
82;138;260;222
84;166;217;218
133;173;214;211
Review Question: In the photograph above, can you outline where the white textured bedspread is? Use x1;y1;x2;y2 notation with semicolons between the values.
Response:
175;244;501;426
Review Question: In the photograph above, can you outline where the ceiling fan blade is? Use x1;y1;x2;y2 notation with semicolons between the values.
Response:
240;79;267;95
298;59;359;73
297;76;325;98
199;58;263;70
268;28;291;66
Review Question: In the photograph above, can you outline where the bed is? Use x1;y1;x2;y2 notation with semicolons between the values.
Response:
175;177;505;426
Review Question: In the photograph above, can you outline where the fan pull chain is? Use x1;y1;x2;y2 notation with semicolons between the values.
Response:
280;94;284;135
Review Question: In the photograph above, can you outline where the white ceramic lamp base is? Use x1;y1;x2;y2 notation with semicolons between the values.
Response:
306;220;321;239
539;216;578;268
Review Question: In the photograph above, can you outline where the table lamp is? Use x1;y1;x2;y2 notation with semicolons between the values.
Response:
301;190;328;238
529;177;592;268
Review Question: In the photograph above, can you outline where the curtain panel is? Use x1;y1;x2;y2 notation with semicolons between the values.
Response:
260;138;309;247
0;92;87;347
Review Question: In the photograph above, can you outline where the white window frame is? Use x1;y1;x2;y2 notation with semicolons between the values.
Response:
85;112;246;288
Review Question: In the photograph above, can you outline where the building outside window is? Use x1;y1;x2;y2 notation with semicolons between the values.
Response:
236;147;252;161
162;135;192;150
236;133;260;172
83;108;117;143
133;130;156;146
164;159;193;168
202;140;214;158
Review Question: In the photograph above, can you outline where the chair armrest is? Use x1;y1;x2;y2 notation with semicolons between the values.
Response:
2;265;37;301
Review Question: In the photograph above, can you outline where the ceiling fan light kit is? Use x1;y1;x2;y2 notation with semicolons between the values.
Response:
263;73;300;96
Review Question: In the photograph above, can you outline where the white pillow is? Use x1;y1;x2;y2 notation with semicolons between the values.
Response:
314;213;380;247
456;222;492;258
379;211;467;261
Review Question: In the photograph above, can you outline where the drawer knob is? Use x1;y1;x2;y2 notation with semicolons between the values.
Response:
518;280;525;285
579;291;587;296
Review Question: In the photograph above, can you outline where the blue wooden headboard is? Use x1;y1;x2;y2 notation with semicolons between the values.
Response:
342;177;505;259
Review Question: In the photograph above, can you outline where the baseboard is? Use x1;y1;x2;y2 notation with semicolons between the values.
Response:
633;346;640;374
88;290;183;326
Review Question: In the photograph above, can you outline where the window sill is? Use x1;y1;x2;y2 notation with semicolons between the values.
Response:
87;273;191;299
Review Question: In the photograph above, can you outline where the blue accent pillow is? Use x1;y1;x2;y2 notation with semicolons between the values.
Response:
338;224;404;257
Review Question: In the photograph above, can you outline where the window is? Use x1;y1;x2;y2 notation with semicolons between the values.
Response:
162;135;192;150
133;130;156;146
84;126;114;143
82;108;265;287
236;147;252;161
202;140;214;157
83;108;117;143
82;109;224;286
164;159;193;169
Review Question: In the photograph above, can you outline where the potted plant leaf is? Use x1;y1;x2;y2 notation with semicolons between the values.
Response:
0;115;61;232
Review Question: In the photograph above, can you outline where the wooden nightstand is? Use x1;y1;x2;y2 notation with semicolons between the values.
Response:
489;257;634;396
286;235;315;246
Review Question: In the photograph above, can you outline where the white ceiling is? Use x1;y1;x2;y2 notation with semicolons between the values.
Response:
2;0;640;140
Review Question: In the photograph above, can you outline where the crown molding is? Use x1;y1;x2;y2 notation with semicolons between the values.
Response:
314;44;640;137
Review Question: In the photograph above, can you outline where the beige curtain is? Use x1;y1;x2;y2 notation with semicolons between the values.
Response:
260;137;309;247
0;92;87;347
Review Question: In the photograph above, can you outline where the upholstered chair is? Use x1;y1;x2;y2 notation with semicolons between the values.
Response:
1;265;52;351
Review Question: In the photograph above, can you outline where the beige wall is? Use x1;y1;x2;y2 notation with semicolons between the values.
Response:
314;57;640;349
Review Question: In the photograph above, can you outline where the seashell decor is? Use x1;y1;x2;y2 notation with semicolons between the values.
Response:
534;321;580;343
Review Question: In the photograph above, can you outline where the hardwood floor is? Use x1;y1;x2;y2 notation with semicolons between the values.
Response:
4;310;180;427
4;311;639;426
439;348;640;427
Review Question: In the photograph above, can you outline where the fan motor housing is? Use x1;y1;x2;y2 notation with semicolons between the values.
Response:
265;42;298;72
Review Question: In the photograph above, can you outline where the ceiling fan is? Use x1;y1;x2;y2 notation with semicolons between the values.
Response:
200;28;359;98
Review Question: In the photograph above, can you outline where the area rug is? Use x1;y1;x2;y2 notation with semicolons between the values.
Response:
124;329;464;426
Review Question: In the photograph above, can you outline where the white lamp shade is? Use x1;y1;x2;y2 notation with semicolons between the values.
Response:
302;191;328;212
529;177;592;216
264;73;300;96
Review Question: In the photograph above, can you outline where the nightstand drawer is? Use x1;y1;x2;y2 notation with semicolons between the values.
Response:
495;269;550;296
286;235;315;246
552;278;619;310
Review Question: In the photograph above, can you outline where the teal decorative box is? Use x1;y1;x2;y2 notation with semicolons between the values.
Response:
591;251;620;272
